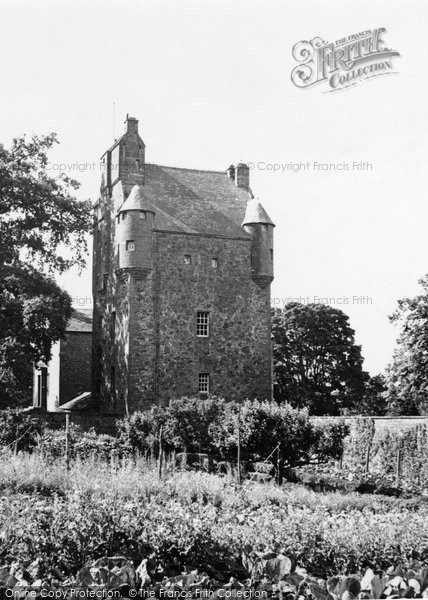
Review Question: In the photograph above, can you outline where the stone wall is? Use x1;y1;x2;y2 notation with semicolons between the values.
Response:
26;411;119;436
59;332;92;404
150;231;272;405
311;415;428;441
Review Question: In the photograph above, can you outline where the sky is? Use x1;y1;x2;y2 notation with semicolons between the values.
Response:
1;0;428;375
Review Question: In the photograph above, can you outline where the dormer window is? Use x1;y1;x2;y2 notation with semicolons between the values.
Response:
126;240;135;251
184;255;192;265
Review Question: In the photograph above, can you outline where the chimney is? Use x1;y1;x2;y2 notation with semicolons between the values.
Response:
236;162;249;188
126;116;139;134
226;164;235;180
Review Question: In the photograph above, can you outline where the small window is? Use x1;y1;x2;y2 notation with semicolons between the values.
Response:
102;274;108;291
212;257;218;269
116;215;120;224
140;211;146;219
197;311;210;337
121;211;127;220
199;373;210;394
126;240;135;251
184;254;192;265
270;249;273;261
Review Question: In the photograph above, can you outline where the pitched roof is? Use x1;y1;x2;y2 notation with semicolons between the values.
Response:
141;164;253;238
66;308;93;333
242;198;275;227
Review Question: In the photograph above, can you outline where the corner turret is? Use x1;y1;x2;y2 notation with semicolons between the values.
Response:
115;185;155;274
242;198;275;288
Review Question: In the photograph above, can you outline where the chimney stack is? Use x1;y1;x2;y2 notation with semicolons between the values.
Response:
126;116;139;134
226;164;235;180
236;162;250;188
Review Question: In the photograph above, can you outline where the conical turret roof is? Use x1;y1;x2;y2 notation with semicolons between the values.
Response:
118;185;155;213
242;198;275;227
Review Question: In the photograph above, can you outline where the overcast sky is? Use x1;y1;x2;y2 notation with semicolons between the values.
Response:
1;0;428;375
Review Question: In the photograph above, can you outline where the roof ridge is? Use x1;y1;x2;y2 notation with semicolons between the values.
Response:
145;163;227;175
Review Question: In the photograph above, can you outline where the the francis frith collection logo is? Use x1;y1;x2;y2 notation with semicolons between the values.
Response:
291;28;400;92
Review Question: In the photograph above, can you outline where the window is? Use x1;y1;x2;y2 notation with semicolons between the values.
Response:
126;240;135;251
197;311;210;337
198;373;210;394
270;249;273;261
184;254;192;265
211;257;218;269
102;274;108;291
121;211;127;220
140;211;146;219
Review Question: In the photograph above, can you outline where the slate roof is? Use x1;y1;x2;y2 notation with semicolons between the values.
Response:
58;391;93;412
66;308;93;333
242;198;275;227
139;164;254;238
119;185;155;213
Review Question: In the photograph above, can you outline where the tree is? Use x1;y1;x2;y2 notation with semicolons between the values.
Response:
272;303;369;415
0;133;91;407
384;275;428;416
359;374;387;416
117;397;349;469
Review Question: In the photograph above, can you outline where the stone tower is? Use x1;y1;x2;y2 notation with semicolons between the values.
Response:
92;116;275;414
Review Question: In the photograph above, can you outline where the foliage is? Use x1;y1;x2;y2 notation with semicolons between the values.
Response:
162;396;227;454
118;398;349;468
359;374;388;416
0;268;72;406
272;303;369;415
1;453;428;593
40;425;122;462
0;133;92;407
0;409;42;451
384;275;428;416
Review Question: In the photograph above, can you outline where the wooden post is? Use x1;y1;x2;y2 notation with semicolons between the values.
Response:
65;412;70;471
365;443;371;475
276;444;281;486
237;409;241;485
158;425;163;479
396;446;402;485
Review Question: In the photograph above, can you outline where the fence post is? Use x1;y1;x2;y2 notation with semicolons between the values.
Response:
65;412;70;471
365;442;371;475
158;425;163;479
396;446;402;486
276;444;281;485
237;408;242;485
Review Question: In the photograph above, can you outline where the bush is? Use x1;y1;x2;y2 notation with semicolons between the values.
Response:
0;409;43;452
211;400;348;468
117;398;349;470
41;425;122;461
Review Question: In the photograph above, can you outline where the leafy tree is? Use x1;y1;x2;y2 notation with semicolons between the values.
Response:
359;374;388;416
118;397;349;471
272;303;369;415
0;409;43;452
210;399;349;468
384;275;428;415
0;133;91;407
